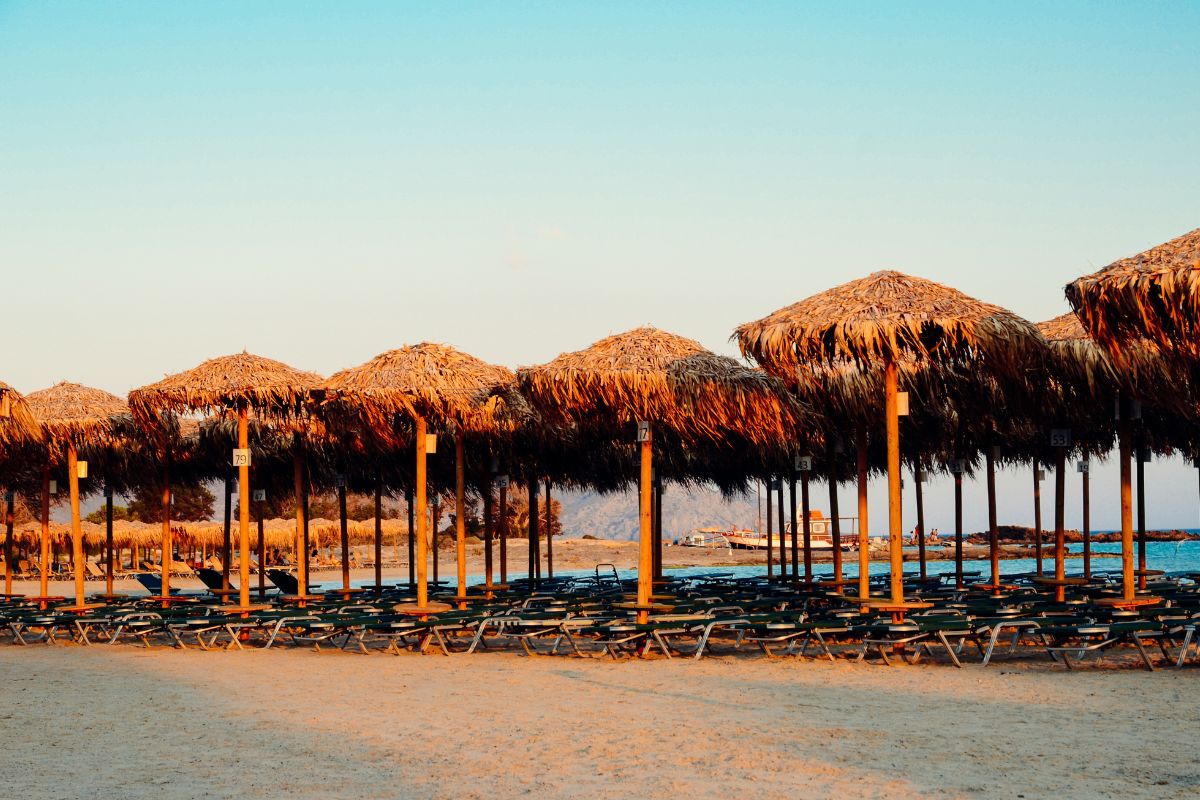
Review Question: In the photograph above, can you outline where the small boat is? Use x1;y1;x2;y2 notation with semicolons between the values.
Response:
725;510;856;551
677;527;733;548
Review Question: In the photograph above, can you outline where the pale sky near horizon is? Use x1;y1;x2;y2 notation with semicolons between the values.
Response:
3;2;1199;532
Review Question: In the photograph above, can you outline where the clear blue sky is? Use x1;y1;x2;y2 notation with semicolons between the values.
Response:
2;2;1198;531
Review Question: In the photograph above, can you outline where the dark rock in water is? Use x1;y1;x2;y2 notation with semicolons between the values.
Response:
965;525;1199;545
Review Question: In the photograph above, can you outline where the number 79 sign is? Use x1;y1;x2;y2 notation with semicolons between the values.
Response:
232;448;251;467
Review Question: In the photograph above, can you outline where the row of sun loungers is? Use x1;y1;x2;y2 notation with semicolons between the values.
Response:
2;568;1200;669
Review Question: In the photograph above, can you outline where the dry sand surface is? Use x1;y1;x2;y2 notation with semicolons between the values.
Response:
1;645;1195;800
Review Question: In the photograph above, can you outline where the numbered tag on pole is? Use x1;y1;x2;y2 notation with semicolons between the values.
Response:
896;391;910;417
76;460;88;479
1049;428;1071;448
947;459;963;475
636;421;651;443
252;489;266;502
1138;448;1152;464
1036;469;1046;482
770;478;781;491
49;480;58;496
425;434;437;454
334;474;347;488
1077;460;1090;474
795;455;813;473
232;448;251;467
497;474;510;489
5;491;14;502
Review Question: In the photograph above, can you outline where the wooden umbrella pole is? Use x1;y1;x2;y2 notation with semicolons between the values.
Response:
374;477;383;590
39;465;50;599
4;491;13;596
527;481;539;584
431;501;440;584
914;465;926;579
856;425;870;600
483;487;494;587
68;443;85;605
1136;438;1147;590
776;475;787;579
292;450;307;596
885;358;903;604
454;430;467;602
406;487;415;587
104;490;114;596
545;478;554;581
789;471;800;581
650;476;661;579
161;460;171;600
986;445;999;590
339;484;350;591
1118;410;1134;600
1082;458;1091;580
1053;446;1067;603
302;479;311;588
222;474;232;589
498;481;508;585
800;468;812;584
415;416;429;608
636;424;653;624
236;404;251;607
1032;462;1043;576
828;457;842;586
954;467;964;590
765;479;774;579
257;497;265;595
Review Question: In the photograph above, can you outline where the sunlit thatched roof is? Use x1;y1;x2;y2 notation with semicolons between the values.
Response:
0;380;39;447
24;382;129;451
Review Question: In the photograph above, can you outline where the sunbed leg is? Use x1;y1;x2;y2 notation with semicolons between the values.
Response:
1130;636;1155;672
939;632;962;668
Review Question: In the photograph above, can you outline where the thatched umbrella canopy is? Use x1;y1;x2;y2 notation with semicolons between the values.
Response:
0;381;38;448
130;352;322;607
319;342;520;609
736;271;1044;606
24;382;129;607
518;326;802;618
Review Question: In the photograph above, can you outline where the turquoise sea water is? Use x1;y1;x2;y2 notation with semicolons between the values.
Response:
344;538;1200;588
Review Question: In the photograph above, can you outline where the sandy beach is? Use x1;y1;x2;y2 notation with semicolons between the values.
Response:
1;645;1193;800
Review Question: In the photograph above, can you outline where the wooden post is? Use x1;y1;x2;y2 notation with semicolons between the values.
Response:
104;491;113;596
1136;440;1147;590
40;465;50;599
914;465;926;579
637;424;653;624
431;500;440;584
789;471;800;581
161;460;171;600
339;483;350;591
885;358;903;604
256;493;265;596
1054;446;1067;602
545;478;554;581
800;467;812;584
856;425;870;600
828;456;842;587
4;491;13;596
483;485;494;587
222;473;232;590
498;480;508;585
527;481;539;585
454;430;467;603
954;465;964;590
292;448;307;596
776;475;786;579
1118;409;1134;600
765;479;774;579
1082;458;1091;580
374;477;383;590
415;415;429;607
236;404;251;607
68;443;85;605
651;476;662;579
302;479;311;589
1032;461;1043;576
406;486;415;587
987;445;999;590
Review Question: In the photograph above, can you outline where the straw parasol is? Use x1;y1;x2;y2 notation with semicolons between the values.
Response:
737;271;1044;607
130;352;321;608
319;342;519;610
0;381;39;447
518;326;801;620
24;382;128;608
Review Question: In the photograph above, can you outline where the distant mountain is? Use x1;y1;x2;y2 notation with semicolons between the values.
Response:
555;485;765;541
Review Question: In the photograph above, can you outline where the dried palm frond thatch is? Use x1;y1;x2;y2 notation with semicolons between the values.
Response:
1066;228;1200;358
0;381;39;447
735;270;1044;376
129;351;322;424
24;382;129;452
517;327;803;446
318;342;525;434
